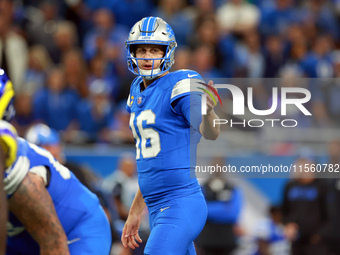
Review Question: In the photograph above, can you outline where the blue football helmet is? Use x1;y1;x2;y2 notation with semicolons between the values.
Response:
0;69;15;121
25;124;60;146
126;17;177;80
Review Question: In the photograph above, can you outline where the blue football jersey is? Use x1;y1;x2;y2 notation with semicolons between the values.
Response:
127;69;204;206
6;138;100;254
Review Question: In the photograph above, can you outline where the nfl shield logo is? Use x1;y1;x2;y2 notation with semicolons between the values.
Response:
137;97;142;105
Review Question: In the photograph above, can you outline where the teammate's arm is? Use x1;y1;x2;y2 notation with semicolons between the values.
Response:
199;80;220;140
8;172;70;255
0;147;7;255
121;187;145;249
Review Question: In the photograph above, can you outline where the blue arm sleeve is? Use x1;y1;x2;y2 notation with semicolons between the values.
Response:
172;94;202;133
206;188;243;224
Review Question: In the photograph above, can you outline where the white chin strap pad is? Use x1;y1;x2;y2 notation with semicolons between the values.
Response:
139;67;162;80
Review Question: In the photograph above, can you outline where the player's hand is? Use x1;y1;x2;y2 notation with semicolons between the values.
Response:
205;80;219;114
121;212;142;249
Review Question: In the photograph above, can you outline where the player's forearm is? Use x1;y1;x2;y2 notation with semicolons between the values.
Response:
200;110;220;140
0;149;7;255
0;181;7;255
128;188;146;216
9;173;70;255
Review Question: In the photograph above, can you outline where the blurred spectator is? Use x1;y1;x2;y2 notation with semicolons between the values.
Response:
300;35;333;78
75;79;114;143
328;140;340;165
277;66;315;128
190;13;236;77
53;20;78;62
322;51;340;126
196;158;243;255
108;101;135;145
110;0;154;29
172;46;192;71
25;0;60;63
102;154;149;255
83;0;153;29
24;45;52;93
263;34;287;78
251;206;290;255
260;0;300;36
282;156;329;255
33;66;80;133
0;0;28;92
153;0;193;46
62;48;88;98
191;13;220;49
235;30;264;78
217;0;260;36
87;54;120;101
322;140;340;255
303;0;340;41
83;9;127;66
184;0;216;22
192;44;223;78
12;92;34;137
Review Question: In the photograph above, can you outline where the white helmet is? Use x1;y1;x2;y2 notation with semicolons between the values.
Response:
126;17;177;80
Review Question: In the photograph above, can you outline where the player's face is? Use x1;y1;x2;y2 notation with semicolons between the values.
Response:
135;44;165;70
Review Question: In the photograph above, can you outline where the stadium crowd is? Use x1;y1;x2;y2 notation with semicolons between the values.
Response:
2;0;340;254
0;0;339;143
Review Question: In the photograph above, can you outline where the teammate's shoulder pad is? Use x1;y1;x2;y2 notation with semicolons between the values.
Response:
0;120;18;167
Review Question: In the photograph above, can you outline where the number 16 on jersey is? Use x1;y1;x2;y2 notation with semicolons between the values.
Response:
129;109;161;159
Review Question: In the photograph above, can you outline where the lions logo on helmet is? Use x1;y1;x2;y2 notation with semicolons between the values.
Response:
0;69;15;122
126;17;177;80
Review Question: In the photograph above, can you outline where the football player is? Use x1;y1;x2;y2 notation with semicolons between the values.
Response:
0;70;112;254
122;17;220;255
0;128;7;255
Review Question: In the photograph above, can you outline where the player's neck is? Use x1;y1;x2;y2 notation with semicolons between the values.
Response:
142;71;169;89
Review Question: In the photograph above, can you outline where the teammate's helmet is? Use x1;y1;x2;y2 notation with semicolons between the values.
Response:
126;17;177;80
0;69;15;122
25;124;60;146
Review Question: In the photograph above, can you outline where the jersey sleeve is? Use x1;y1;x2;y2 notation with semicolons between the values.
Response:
170;70;205;104
172;94;202;133
170;70;206;132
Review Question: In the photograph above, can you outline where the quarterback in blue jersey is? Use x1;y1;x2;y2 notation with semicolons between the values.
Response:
0;70;112;254
121;17;220;255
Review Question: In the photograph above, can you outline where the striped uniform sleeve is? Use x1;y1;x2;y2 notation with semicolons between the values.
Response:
170;74;206;132
4;155;30;198
170;78;204;104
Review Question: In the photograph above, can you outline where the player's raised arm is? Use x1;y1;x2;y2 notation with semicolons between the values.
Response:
8;172;70;255
0;147;7;255
121;187;145;249
199;80;220;140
